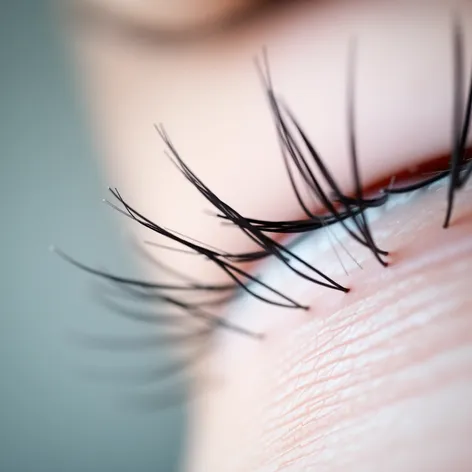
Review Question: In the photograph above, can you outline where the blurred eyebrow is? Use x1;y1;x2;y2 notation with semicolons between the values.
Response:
68;0;283;46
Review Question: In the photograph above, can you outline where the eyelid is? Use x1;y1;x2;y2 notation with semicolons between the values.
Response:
143;20;472;313
68;1;472;325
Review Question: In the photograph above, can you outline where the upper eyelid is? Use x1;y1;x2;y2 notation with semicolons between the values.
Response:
142;32;470;275
66;45;472;330
62;5;472;334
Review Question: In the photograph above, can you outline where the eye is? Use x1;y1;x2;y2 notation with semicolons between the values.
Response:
61;0;472;411
57;32;472;338
74;0;276;36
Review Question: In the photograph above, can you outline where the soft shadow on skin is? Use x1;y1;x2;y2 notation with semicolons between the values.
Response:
186;181;472;472
67;0;319;46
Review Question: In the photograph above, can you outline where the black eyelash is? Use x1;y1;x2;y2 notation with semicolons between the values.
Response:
55;20;472;407
264;71;389;265
444;19;471;228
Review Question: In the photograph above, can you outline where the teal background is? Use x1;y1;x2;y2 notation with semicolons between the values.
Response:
0;2;185;471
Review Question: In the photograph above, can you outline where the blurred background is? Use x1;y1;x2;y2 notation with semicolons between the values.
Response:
1;2;185;471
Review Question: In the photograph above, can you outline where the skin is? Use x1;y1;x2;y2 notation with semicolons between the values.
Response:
67;0;472;470
77;0;266;31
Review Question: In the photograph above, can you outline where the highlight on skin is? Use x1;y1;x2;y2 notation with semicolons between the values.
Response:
61;1;472;471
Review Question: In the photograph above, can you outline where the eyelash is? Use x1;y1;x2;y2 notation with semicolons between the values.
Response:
55;20;472;406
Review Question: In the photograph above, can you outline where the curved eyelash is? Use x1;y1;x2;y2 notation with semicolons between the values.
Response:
56;20;472;408
60;21;472;324
157;126;349;293
264;78;389;265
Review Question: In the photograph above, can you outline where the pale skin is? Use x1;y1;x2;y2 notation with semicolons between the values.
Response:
67;0;472;470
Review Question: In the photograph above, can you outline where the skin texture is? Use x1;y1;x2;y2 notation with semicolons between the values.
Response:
68;0;472;470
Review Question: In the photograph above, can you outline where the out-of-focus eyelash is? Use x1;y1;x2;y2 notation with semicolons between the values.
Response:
55;20;472;406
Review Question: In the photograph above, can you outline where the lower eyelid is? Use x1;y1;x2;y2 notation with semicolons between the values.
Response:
190;183;472;472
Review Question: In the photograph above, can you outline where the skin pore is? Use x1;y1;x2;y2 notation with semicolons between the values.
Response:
68;0;472;470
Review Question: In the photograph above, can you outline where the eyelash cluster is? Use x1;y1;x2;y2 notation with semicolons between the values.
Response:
55;21;471;407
